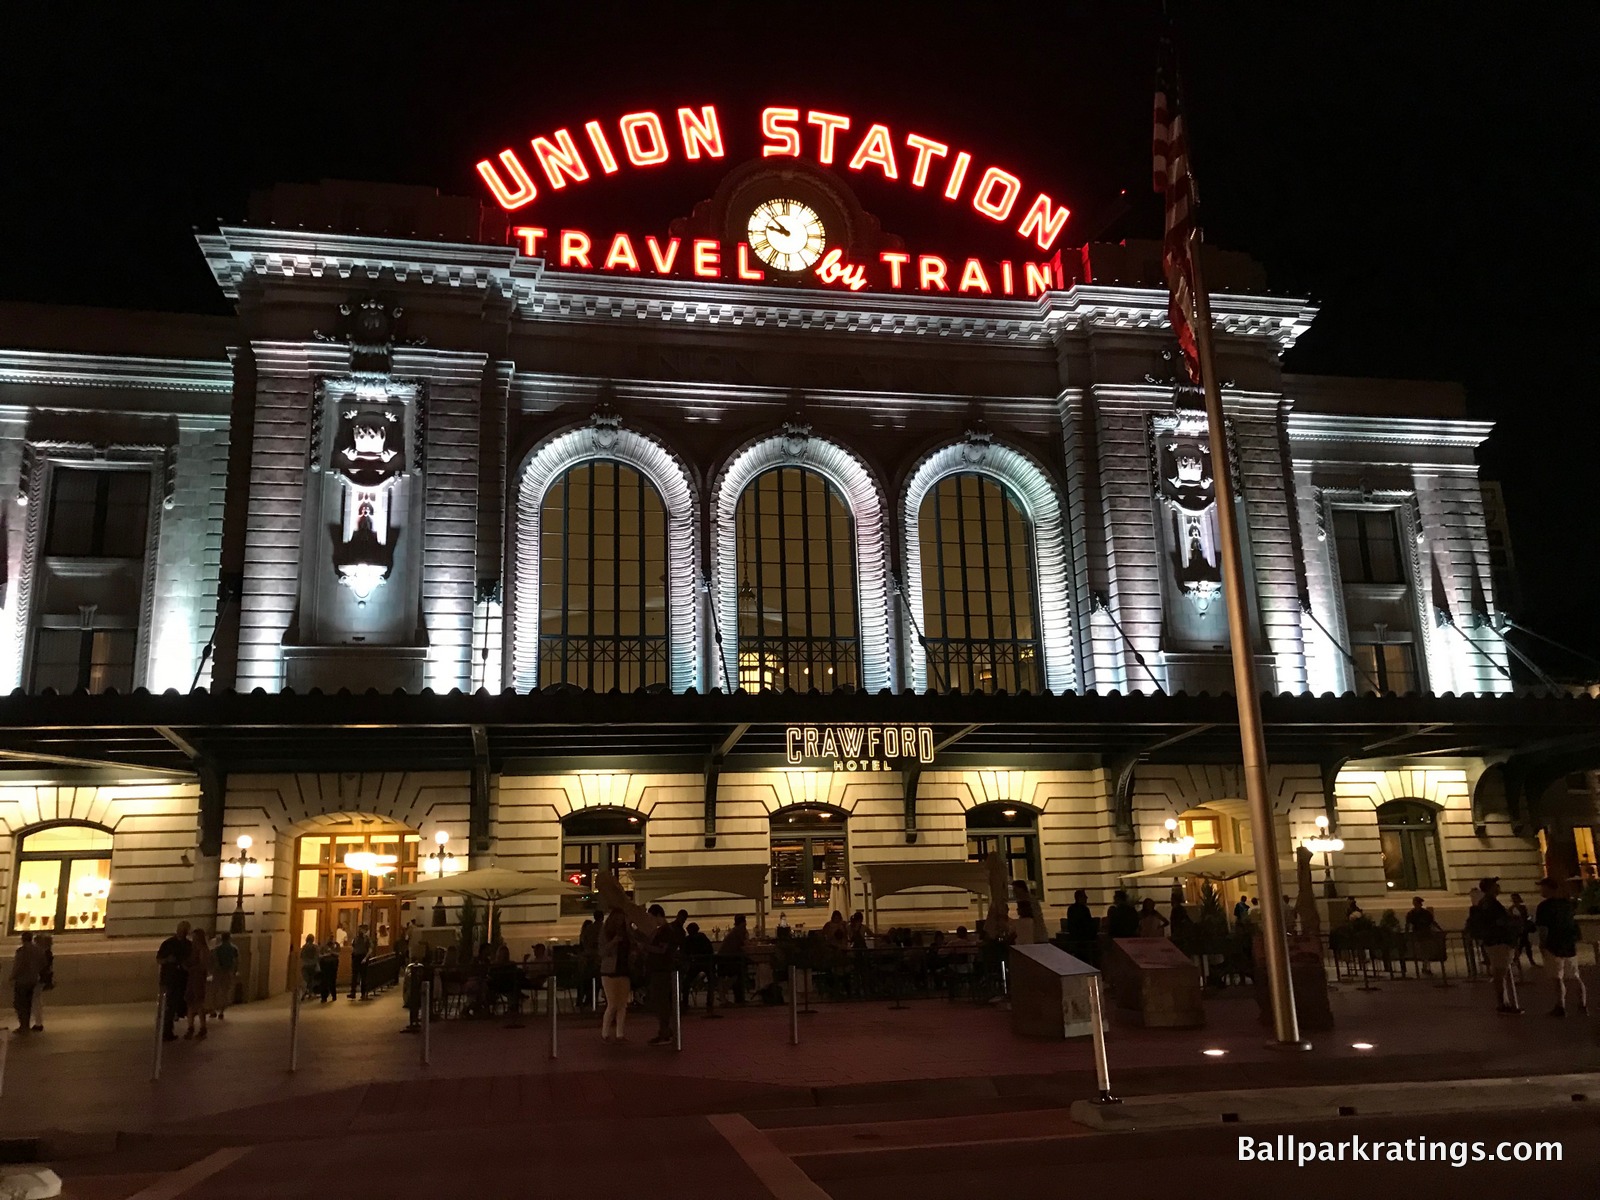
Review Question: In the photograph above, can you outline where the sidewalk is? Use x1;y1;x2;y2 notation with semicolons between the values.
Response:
2;971;1595;1141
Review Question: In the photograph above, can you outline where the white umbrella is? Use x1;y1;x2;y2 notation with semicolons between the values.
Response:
386;867;585;945
1120;852;1292;883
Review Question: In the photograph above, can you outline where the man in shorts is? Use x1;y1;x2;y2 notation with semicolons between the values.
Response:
1534;877;1587;1017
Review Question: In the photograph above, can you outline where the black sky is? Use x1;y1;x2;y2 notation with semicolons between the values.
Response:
2;3;1595;668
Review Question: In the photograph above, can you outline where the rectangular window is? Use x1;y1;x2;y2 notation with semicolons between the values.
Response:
1333;509;1404;585
1352;641;1419;696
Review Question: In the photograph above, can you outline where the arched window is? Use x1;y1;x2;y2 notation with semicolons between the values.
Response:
540;461;669;691
770;804;847;908
736;467;860;691
561;808;646;915
965;803;1040;887
918;474;1042;692
1376;800;1445;891
10;823;112;933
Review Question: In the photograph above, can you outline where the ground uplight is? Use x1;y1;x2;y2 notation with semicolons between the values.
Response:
1202;1048;1228;1057
1351;1042;1375;1051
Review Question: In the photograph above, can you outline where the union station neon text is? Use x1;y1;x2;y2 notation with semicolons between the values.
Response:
478;104;1071;251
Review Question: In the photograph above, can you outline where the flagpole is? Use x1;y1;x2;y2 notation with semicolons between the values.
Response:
1188;229;1304;1048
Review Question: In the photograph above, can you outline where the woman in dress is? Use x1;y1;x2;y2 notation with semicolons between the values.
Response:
184;928;212;1039
598;906;633;1043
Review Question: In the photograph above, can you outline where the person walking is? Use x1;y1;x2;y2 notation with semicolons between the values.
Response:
27;934;53;1031
1534;877;1587;1017
598;906;633;1042
183;928;212;1039
317;934;340;1003
298;934;320;998
156;921;193;1042
348;924;372;1000
9;932;47;1035
1508;892;1536;972
209;930;239;1019
1468;877;1522;1014
646;905;685;1046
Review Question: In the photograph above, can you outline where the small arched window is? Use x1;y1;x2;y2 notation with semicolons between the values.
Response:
769;804;848;908
11;823;113;933
965;803;1040;887
560;808;646;915
1376;800;1445;891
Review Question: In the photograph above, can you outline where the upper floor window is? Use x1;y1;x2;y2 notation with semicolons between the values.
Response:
917;474;1041;692
736;467;860;692
29;468;151;694
10;823;113;934
539;461;669;691
1334;509;1404;585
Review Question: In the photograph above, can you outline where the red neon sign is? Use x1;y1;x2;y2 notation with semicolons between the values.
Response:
511;225;1063;298
477;104;1071;252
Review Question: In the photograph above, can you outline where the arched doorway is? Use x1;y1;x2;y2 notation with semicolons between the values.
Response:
965;802;1041;887
560;807;646;915
291;822;422;984
1173;803;1250;905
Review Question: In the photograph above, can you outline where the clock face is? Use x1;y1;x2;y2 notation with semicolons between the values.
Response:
746;198;827;272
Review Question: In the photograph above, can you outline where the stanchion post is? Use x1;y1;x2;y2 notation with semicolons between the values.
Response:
420;978;431;1067
788;965;799;1046
548;974;558;1061
672;967;682;1052
1087;974;1118;1105
151;992;165;1081
288;983;301;1073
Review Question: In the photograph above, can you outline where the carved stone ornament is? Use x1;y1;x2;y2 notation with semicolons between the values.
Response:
960;424;994;466
589;406;622;450
1151;410;1223;612
329;399;407;604
313;295;424;377
781;420;813;456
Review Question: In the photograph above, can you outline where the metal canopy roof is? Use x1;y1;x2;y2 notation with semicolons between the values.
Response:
0;689;1595;780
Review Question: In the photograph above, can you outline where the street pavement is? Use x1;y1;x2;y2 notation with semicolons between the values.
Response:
2;968;1596;1197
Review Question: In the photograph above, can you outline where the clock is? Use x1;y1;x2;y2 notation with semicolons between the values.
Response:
746;198;827;272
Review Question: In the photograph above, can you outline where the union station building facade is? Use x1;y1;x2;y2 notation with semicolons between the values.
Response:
1;168;1595;1003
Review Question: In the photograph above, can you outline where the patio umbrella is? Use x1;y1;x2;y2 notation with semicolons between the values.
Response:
1119;852;1292;883
385;867;585;946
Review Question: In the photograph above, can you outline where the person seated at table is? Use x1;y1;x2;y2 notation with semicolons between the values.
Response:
949;925;974;948
821;911;848;949
487;943;523;1012
717;914;750;1006
681;921;715;1008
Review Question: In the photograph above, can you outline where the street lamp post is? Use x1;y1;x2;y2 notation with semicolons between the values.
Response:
1304;815;1345;899
426;831;455;927
1156;817;1195;862
222;835;261;934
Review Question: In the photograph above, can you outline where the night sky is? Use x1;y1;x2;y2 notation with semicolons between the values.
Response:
2;4;1594;668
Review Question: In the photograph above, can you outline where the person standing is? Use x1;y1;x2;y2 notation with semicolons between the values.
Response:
1136;898;1168;939
1105;890;1140;939
317;934;340;1003
209;931;239;1019
681;921;714;1010
1405;896;1442;976
298;934;320;998
1233;895;1251;927
718;914;750;1006
1468;877;1522;1014
598;907;633;1043
1534;877;1587;1017
156;921;193;1042
1508;892;1536;971
184;928;212;1039
646;905;685;1046
9;932;47;1035
348;924;372;1000
27;934;53;1031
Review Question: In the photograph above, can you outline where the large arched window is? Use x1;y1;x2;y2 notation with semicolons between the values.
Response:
540;461;669;691
736;467;860;691
1376;800;1446;891
770;804;847;908
918;474;1042;693
561;808;646;915
965;803;1040;886
10;823;112;933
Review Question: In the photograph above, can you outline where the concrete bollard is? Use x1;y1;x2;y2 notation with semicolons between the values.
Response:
151;992;166;1081
420;978;431;1067
788;965;799;1046
548;975;558;1061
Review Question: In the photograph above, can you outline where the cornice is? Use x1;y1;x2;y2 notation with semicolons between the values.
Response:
0;350;232;394
1287;411;1494;449
509;370;1049;411
196;225;1316;350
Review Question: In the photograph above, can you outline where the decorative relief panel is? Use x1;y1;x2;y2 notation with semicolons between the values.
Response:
1148;408;1238;613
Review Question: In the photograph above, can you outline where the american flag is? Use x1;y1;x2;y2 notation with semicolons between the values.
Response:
1153;37;1200;384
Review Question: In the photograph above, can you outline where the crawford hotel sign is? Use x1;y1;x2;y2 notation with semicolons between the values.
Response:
475;103;1071;296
